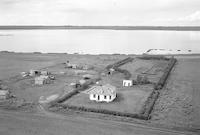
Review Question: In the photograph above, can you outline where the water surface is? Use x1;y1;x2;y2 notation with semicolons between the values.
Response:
0;30;200;54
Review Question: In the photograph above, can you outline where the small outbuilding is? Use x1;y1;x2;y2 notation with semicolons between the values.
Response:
0;90;10;100
21;72;29;77
30;69;40;76
41;71;49;76
123;80;133;87
71;64;78;69
79;79;87;85
87;84;116;103
108;68;115;75
83;74;93;80
82;65;93;70
35;75;50;85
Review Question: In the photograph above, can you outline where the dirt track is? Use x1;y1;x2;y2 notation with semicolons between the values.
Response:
0;109;195;135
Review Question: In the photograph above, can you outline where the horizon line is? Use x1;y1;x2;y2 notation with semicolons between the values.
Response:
0;25;200;31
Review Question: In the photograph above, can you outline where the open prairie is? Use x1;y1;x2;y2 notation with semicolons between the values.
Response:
0;52;199;135
151;56;200;129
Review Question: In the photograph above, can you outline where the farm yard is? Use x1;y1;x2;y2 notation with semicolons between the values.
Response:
64;87;153;114
0;52;199;133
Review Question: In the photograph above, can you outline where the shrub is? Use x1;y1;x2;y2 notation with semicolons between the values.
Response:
55;104;147;120
154;58;177;90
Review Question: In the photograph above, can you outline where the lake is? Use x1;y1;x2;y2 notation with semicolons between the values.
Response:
0;30;200;54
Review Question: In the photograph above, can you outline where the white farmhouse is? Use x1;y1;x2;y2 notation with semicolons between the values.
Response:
123;80;133;87
87;84;116;103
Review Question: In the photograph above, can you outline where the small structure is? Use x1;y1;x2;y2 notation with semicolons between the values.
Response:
30;69;40;76
82;65;93;70
35;75;50;85
49;75;55;80
123;80;133;87
83;74;93;80
87;84;116;103
79;79;86;85
41;71;49;76
108;68;115;75
0;90;10;100
71;64;78;69
136;75;149;84
65;63;72;68
21;72;29;77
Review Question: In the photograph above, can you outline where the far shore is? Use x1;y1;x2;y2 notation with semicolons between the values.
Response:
0;26;200;31
0;51;200;56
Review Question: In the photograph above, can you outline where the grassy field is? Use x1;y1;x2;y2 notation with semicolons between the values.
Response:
0;53;130;103
64;87;153;114
0;52;167;113
151;56;200;129
1;52;199;130
120;59;169;83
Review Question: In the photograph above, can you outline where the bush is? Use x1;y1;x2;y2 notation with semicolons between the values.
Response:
137;55;170;61
154;58;177;90
55;104;147;120
50;89;79;105
136;75;150;84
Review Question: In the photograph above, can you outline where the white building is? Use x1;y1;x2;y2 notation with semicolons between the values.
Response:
35;75;50;85
87;84;116;103
123;80;133;87
30;69;40;76
0;90;10;100
41;71;49;76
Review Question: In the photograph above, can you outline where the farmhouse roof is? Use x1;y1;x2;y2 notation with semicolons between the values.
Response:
87;84;116;95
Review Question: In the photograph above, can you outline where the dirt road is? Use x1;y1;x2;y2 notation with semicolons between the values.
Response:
0;109;194;135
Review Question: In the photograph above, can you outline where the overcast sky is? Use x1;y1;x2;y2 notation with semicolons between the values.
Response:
0;0;200;25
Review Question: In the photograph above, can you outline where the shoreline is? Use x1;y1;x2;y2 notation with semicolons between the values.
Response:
0;26;200;31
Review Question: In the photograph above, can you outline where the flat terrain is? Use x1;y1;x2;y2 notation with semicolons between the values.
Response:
0;53;199;135
65;87;152;114
0;109;195;135
62;58;166;114
121;59;168;83
0;53;129;102
151;57;200;129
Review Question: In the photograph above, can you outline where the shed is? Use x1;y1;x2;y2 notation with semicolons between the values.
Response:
35;75;50;85
123;80;133;87
0;90;10;100
30;69;40;76
21;72;29;77
108;68;115;75
79;79;87;85
41;71;49;76
82;65;93;70
83;74;93;80
71;64;78;69
87;84;116;103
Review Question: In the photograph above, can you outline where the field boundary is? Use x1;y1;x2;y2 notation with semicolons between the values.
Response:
139;57;177;119
46;57;177;120
47;57;176;120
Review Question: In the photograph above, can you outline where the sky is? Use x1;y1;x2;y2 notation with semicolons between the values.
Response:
0;0;200;26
